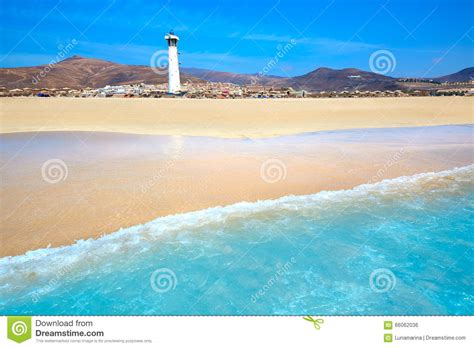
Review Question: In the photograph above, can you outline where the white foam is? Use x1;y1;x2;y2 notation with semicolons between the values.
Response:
1;164;472;276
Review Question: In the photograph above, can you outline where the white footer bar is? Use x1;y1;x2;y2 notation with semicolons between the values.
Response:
1;316;472;347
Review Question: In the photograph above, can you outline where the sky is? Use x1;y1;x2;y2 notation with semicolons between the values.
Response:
0;0;473;77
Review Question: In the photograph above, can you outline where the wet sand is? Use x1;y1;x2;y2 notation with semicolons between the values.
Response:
1;125;473;257
1;97;472;137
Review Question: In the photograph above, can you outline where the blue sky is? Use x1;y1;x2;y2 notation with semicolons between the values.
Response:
0;0;473;77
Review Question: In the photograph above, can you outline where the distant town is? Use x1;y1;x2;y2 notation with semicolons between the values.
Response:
1;79;473;99
1;31;473;99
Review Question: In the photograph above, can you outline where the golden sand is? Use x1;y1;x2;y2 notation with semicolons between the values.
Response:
1;97;472;137
1;128;473;257
1;97;473;257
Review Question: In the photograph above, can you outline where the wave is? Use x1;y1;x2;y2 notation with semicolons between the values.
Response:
1;164;473;278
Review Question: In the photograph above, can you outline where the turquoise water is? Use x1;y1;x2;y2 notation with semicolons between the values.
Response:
1;165;473;315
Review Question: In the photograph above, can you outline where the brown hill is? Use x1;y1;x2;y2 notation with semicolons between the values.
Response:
0;55;202;89
433;67;474;83
184;66;474;91
181;67;283;86
1;55;471;91
184;66;401;91
282;67;400;91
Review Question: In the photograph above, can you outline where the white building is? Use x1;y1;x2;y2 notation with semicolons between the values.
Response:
165;31;181;94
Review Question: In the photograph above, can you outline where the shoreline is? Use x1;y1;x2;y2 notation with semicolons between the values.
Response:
1;125;473;257
1;96;472;138
2;163;473;262
1;122;472;139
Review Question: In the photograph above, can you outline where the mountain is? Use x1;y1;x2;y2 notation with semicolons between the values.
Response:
184;66;474;91
281;67;400;92
181;67;284;85
0;55;202;89
182;67;401;91
433;67;474;83
1;56;472;91
0;56;397;91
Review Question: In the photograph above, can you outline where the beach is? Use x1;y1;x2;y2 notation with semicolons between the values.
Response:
1;97;473;316
1;123;473;257
1;97;473;257
2;0;474;323
2;158;473;315
1;96;472;137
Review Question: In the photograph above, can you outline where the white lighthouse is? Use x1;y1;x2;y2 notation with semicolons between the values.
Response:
165;31;181;94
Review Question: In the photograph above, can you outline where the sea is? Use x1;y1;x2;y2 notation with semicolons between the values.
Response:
1;164;472;315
